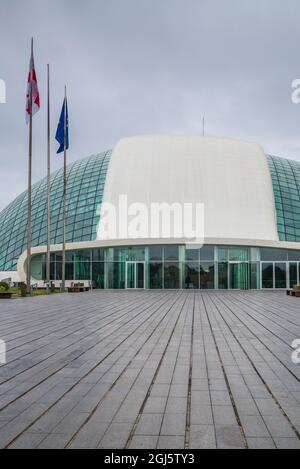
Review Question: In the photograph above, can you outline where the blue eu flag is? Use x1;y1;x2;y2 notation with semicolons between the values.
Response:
55;97;69;154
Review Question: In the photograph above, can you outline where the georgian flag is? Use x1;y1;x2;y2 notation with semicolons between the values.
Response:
26;43;40;124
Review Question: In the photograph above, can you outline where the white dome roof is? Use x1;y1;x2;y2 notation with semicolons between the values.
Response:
98;135;278;243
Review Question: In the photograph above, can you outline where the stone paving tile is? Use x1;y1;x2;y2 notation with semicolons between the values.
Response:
135;414;163;436
128;435;158;449
157;436;185;449
189;425;216;449
247;437;276;449
0;291;299;449
143;397;167;414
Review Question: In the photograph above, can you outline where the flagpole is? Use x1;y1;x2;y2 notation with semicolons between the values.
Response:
46;64;51;287
26;38;33;296
61;86;67;292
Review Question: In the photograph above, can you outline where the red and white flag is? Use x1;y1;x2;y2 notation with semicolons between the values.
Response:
26;42;40;124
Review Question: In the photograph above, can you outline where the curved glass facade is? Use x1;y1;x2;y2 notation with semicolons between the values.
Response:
0;151;111;271
267;155;300;242
31;245;300;290
1;150;300;281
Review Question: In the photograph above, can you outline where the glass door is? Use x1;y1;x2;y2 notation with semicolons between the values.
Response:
126;262;145;289
229;263;249;290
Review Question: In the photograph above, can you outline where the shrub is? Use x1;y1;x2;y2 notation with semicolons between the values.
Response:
0;282;9;292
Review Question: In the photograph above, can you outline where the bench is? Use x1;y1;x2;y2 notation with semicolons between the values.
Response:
287;286;300;297
0;292;12;299
67;283;91;293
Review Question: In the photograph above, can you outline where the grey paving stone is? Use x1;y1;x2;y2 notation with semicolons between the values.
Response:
213;406;238;426
37;434;70;449
144;396;167;414
160;414;186;436
8;432;47;449
247;437;276;449
240;415;271;438
263;415;296;438
165;397;187;414
157;436;185;449
98;422;133;449
274;438;300;449
189;425;216;449
135;414;163;436
129;435;158;449
215;426;245;449
235;399;260;416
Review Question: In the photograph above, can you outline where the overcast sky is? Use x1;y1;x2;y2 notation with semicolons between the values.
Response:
1;0;300;211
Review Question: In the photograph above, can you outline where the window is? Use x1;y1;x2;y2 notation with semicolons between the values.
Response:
218;263;228;289
200;262;215;289
149;263;163;289
262;263;273;289
184;262;199;289
164;263;180;289
275;263;287;289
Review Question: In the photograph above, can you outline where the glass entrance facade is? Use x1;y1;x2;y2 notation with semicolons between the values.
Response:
30;245;300;290
126;262;145;289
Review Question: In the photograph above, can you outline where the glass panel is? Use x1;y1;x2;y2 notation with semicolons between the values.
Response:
92;249;105;261
50;261;55;280
289;263;298;288
200;262;215;289
149;246;163;261
149;263;163;289
260;248;287;261
31;259;43;280
218;248;228;262
92;262;105;289
75;261;90;280
200;246;215;261
66;262;74;281
229;248;249;262
164;246;179;261
106;262;114;289
114;248;127;262
137;263;145;289
275;263;287;289
230;263;249;289
218;263;228;289
184;262;199;289
128;247;145;262
164;262;180;289
250;262;260;289
126;262;135;289
56;262;62;280
288;250;300;261
262;263;274;289
185;248;199;261
250;248;260;262
116;263;126;289
75;250;91;262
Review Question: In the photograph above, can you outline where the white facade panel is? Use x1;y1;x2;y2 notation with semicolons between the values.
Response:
98;135;279;243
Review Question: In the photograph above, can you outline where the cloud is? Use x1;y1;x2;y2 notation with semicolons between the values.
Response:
0;0;300;211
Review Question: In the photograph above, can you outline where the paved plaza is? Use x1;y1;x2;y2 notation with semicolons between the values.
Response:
0;290;299;449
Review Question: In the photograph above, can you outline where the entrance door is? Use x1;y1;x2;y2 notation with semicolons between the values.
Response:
126;262;145;289
229;263;249;290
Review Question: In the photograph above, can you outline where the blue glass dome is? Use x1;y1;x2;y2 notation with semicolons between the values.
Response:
267;155;300;243
0;151;111;271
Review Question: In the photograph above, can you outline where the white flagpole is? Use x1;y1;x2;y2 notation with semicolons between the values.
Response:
61;86;67;292
46;64;51;287
26;38;33;295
